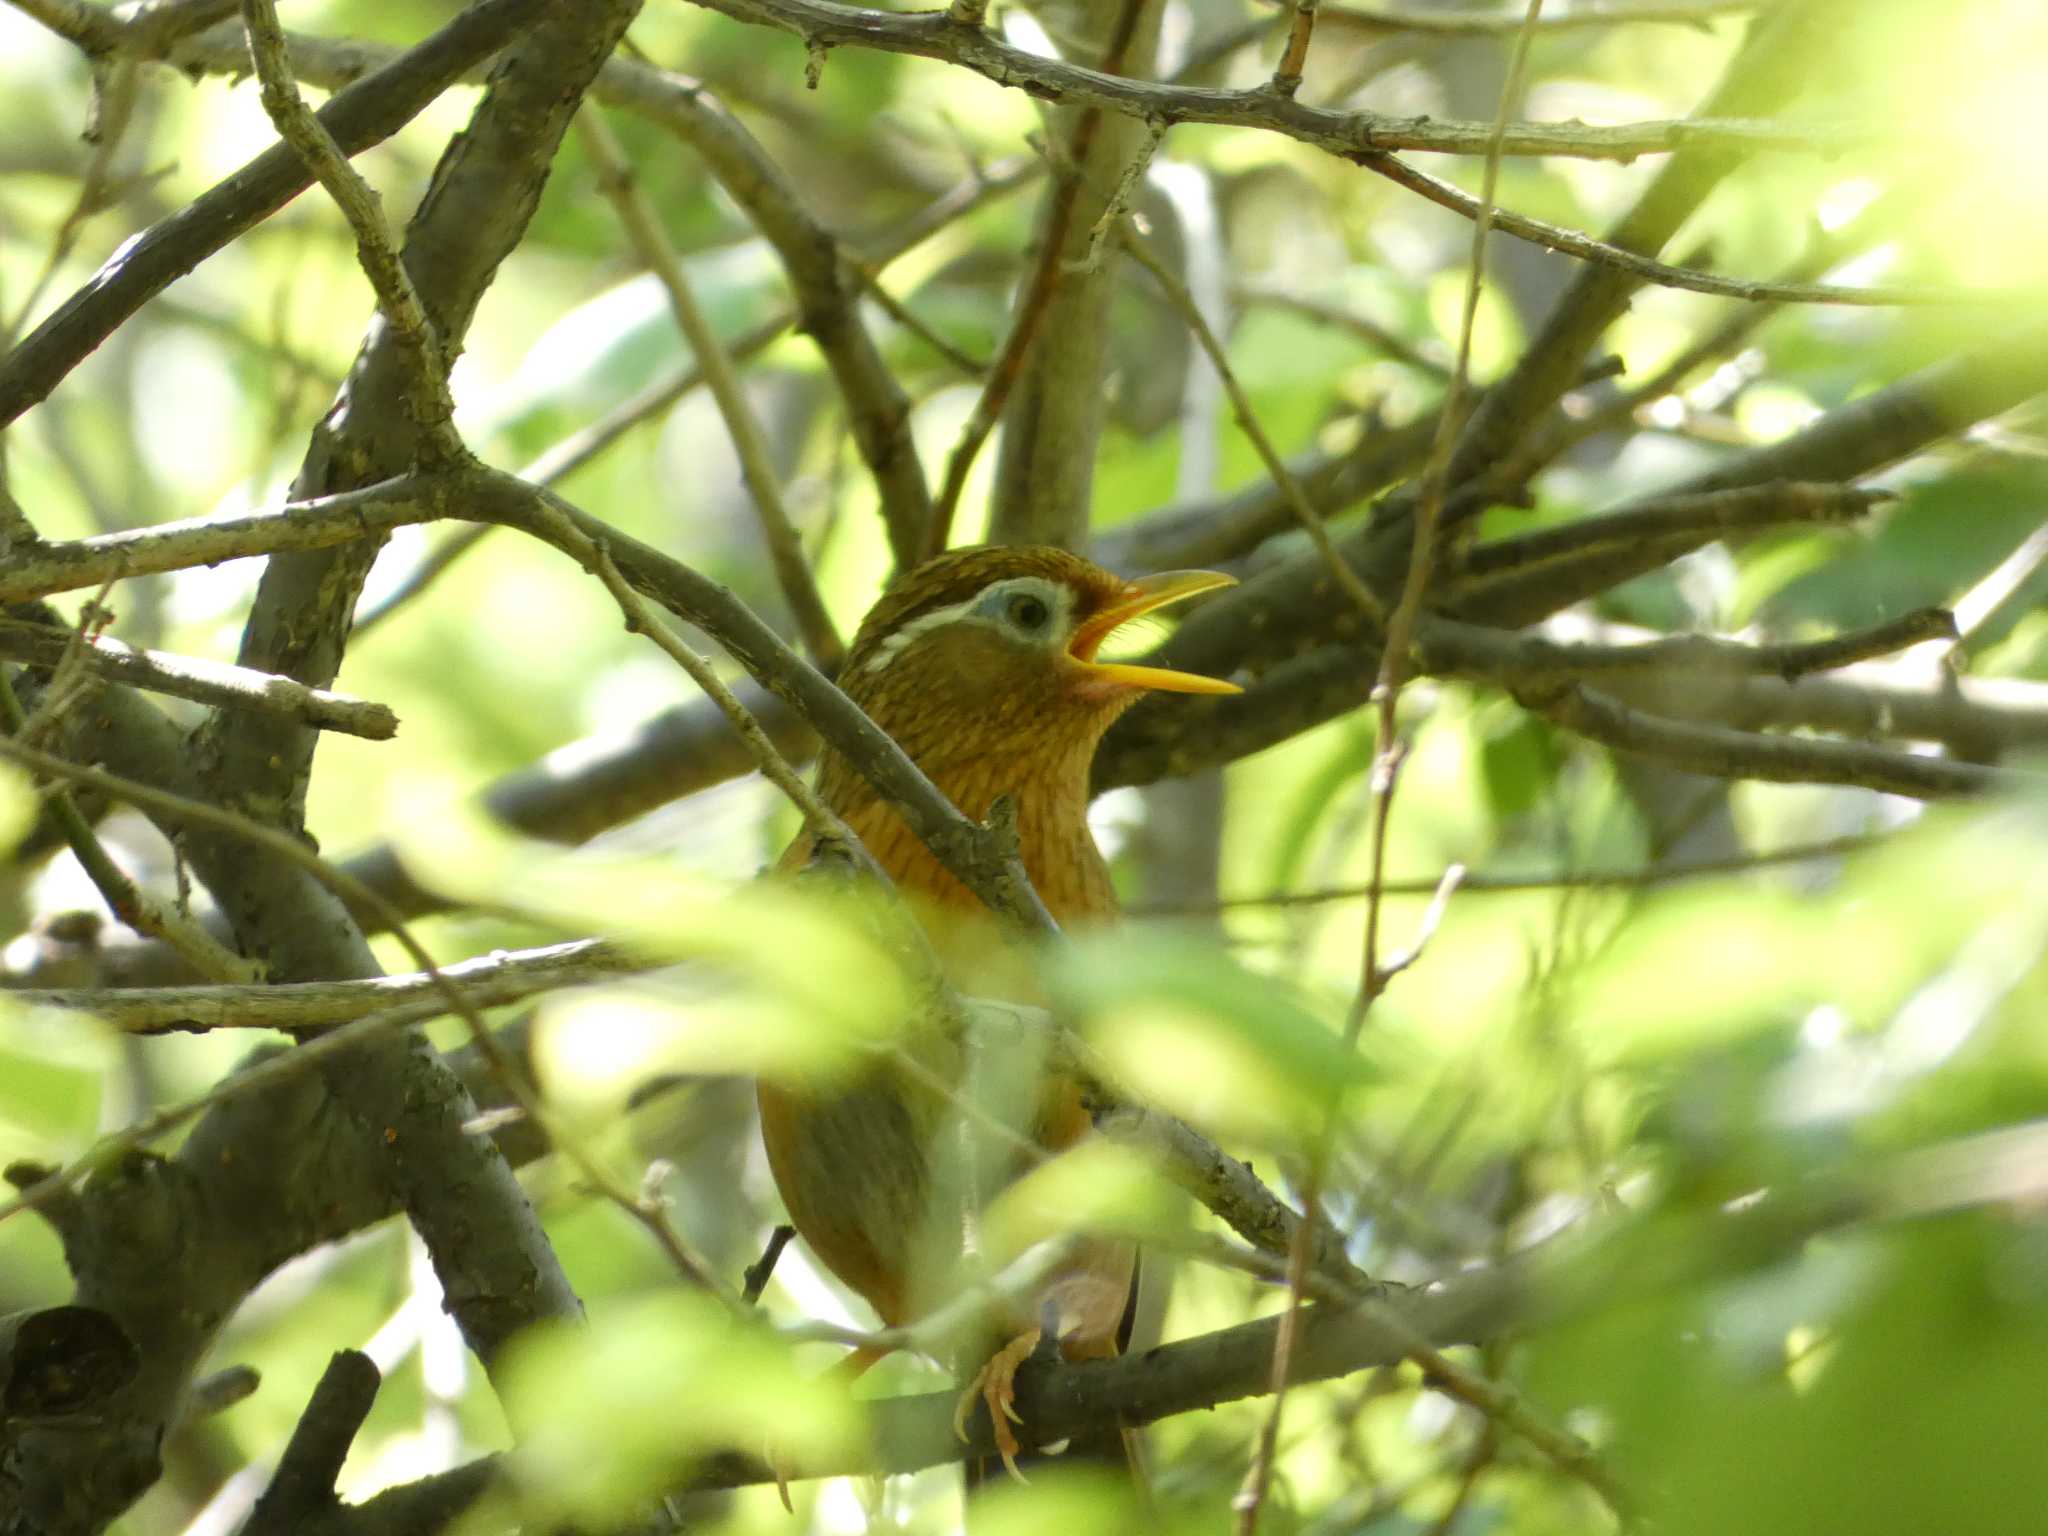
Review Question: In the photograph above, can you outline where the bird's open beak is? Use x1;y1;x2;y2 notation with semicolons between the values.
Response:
1067;569;1243;696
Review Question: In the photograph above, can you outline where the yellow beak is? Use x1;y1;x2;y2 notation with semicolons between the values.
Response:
1068;569;1243;696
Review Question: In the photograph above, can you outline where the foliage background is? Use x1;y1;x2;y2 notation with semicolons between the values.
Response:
2;0;2047;1533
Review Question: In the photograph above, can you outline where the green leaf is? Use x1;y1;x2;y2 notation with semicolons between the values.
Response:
981;1139;1187;1264
393;803;914;1091
496;1293;860;1528
1053;933;1369;1148
0;762;33;858
0;999;114;1156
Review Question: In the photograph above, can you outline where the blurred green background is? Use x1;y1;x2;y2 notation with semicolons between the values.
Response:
3;0;2047;1532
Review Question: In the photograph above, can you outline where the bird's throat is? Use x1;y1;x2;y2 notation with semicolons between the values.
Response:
827;744;1118;960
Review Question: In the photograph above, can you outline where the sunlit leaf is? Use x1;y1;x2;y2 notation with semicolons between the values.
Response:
394;803;914;1090
1055;933;1368;1147
0;762;33;860
964;1468;1145;1535
981;1139;1186;1265
494;1293;860;1528
0;1001;112;1155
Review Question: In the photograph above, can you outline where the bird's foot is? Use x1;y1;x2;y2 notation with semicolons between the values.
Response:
952;1328;1042;1480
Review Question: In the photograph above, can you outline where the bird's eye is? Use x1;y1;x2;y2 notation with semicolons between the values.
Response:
1007;593;1051;631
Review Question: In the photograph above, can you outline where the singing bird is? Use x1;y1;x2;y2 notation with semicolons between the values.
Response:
757;545;1239;1479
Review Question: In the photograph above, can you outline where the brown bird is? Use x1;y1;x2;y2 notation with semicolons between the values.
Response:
757;545;1238;1481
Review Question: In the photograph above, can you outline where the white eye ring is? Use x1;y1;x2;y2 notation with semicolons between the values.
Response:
1006;592;1051;631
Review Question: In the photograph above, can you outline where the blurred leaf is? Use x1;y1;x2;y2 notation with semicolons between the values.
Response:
0;762;33;858
495;1293;860;1528
1573;796;2048;1065
1477;706;1559;827
0;1002;111;1154
393;802;913;1086
982;1139;1187;1264
1055;932;1369;1147
964;1468;1145;1535
1758;466;2048;629
1537;1215;2048;1536
1264;721;1371;895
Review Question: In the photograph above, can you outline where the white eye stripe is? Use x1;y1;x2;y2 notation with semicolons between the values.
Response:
860;577;1075;676
860;595;978;676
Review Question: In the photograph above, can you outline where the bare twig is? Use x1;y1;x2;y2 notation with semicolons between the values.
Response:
0;669;260;983
1241;9;1575;1530
741;1224;797;1304
533;494;868;872
238;0;460;458
0;619;399;738
1416;605;1958;687
576;109;844;671
354;159;1032;635
1358;150;1988;308
1271;0;1319;96
1132;832;1890;914
1446;482;1894;596
676;0;1868;162
9;938;637;1035
1312;0;1760;34
1522;680;2016;799
922;121;1109;558
1232;284;1452;378
1122;231;1385;627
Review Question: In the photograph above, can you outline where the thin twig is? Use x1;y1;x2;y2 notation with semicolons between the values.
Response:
0;670;260;983
542;501;868;871
1417;605;1957;686
9;938;638;1034
1131;832;1888;913
238;0;460;457
0;619;399;738
1;57;143;352
1239;10;1554;1532
577;109;845;672
1271;0;1319;96
1312;0;1760;34
1522;680;2012;799
1122;230;1386;628
1232;284;1453;378
673;0;1871;162
353;159;1033;636
922;152;1091;558
741;1224;797;1305
1358;150;1991;308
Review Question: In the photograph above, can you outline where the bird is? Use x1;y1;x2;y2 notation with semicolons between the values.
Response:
756;544;1239;1486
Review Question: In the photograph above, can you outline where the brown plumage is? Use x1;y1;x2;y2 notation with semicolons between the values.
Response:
756;545;1238;1478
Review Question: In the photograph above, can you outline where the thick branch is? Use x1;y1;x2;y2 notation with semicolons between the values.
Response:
0;0;552;425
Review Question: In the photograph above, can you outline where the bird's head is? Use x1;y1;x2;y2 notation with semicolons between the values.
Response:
839;545;1240;770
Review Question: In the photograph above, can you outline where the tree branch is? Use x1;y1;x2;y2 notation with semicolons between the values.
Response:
676;0;1865;164
0;0;552;425
0;620;399;738
1519;679;2016;799
9;938;637;1035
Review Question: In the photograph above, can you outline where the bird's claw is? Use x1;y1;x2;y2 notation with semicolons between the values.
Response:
761;1434;796;1513
953;1328;1042;1481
